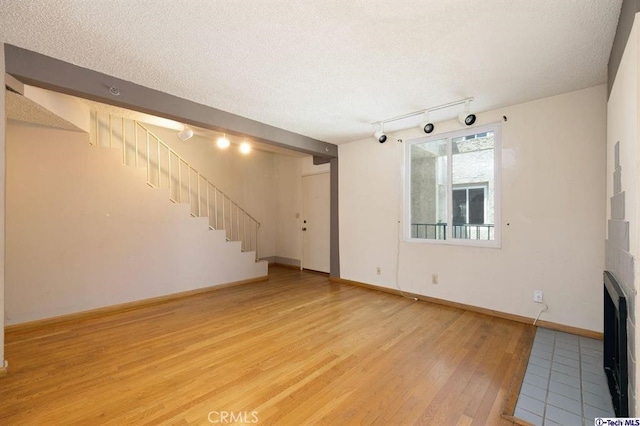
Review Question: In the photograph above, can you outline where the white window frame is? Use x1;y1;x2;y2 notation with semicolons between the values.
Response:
404;122;501;248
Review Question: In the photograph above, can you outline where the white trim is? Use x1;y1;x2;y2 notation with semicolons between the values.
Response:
404;122;502;248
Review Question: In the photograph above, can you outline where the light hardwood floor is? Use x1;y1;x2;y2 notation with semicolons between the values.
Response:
1;266;533;425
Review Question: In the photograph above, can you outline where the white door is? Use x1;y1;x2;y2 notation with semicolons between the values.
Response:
302;173;330;273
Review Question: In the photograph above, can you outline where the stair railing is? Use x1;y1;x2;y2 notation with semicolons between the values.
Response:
91;111;260;260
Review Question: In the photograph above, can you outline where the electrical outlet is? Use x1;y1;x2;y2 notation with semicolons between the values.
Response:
432;274;438;284
376;267;381;275
534;290;543;303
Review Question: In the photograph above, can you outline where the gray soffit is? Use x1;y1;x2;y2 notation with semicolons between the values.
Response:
4;44;337;159
607;0;640;97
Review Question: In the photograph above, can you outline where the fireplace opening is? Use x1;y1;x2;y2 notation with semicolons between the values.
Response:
604;270;628;417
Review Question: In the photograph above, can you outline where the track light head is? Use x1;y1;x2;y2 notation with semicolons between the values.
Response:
239;141;251;154
419;112;435;134
177;125;194;141
216;135;230;149
373;123;387;143
457;101;476;126
458;113;476;126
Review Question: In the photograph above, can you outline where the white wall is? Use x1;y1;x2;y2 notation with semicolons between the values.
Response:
340;85;606;332
607;13;640;415
274;155;303;264
268;155;330;266
0;43;6;365
5;122;266;325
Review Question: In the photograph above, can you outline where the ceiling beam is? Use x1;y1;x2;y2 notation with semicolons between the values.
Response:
4;44;337;159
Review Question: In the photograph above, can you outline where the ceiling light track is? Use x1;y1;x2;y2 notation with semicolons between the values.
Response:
373;97;474;126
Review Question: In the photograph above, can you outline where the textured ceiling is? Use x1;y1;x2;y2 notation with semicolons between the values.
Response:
0;1;622;144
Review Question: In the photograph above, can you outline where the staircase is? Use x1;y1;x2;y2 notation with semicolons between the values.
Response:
6;88;269;325
90;112;261;261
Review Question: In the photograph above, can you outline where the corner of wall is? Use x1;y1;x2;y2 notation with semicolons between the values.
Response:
0;42;6;366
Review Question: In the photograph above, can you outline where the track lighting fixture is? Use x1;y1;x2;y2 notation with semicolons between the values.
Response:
372;97;474;140
373;123;387;143
419;112;435;134
177;125;194;141
217;135;230;149
457;100;476;126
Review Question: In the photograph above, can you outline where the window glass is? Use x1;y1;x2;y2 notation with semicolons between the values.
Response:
468;188;485;224
407;124;500;246
410;139;447;240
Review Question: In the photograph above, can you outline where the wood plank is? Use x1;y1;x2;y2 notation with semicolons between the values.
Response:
0;266;530;424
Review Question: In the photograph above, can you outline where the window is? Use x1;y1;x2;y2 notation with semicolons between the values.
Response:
406;123;500;246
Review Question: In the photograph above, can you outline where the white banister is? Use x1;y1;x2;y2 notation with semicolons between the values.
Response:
91;112;260;260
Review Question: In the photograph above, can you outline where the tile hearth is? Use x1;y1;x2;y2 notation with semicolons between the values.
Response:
514;328;615;426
